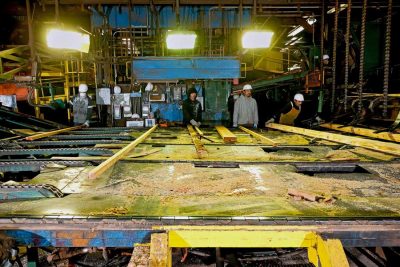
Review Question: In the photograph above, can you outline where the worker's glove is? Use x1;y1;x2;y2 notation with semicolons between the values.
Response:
315;116;324;124
253;123;257;129
83;120;90;127
233;124;238;128
265;118;274;126
190;119;198;126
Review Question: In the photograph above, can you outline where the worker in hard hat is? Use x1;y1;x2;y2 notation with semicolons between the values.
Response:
183;87;202;127
266;93;304;126
70;84;94;127
233;84;258;128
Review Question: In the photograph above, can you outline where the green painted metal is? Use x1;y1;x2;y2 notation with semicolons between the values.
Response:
203;80;231;122
251;71;308;91
365;22;382;72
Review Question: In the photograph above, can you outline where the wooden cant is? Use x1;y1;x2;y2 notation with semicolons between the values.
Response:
187;125;208;158
25;125;84;141
267;123;400;157
215;126;237;143
239;126;277;146
88;125;158;179
320;123;400;143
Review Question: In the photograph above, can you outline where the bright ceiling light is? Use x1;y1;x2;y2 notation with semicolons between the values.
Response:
242;31;274;49
327;4;348;14
166;31;197;49
47;29;90;53
287;26;304;37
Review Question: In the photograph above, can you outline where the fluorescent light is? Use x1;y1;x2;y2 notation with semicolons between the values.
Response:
327;4;348;14
242;31;274;48
46;29;90;53
288;26;304;37
285;37;298;46
166;31;197;49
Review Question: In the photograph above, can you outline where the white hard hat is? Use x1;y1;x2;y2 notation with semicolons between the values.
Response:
243;84;252;90
323;54;330;60
294;93;304;102
114;85;121;94
145;82;153;91
78;84;88;93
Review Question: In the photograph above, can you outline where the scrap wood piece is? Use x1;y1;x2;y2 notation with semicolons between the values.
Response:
25;125;84;141
187;125;208;158
325;150;360;162
239;126;278;146
88;125;158;179
288;188;322;202
267;123;400;157
320;123;400;143
350;147;395;161
215;126;237;143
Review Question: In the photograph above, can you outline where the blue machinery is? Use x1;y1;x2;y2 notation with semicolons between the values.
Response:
130;57;241;122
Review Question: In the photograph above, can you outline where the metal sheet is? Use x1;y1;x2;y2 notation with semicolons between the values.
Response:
132;57;240;80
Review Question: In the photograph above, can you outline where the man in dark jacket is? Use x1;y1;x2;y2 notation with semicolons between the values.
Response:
183;87;202;126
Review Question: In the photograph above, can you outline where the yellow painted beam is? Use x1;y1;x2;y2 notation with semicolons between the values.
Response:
316;236;349;267
169;230;316;248
25;125;84;141
187;125;208;158
150;233;171;267
215;125;237;143
320;123;400;143
88;125;158;179
266;123;400;157
308;246;319;267
239;126;278;146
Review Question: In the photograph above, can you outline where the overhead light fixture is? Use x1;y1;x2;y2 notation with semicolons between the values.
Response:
241;31;274;49
327;4;348;14
46;29;90;53
166;31;197;49
306;17;317;25
285;37;298;46
287;26;304;37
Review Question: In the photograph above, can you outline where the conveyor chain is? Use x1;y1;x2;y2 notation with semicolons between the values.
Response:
0;183;63;198
15;140;122;147
70;130;136;135
0;148;113;156
49;134;134;140
0;160;91;172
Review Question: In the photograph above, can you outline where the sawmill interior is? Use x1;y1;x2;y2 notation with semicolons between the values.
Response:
0;0;400;266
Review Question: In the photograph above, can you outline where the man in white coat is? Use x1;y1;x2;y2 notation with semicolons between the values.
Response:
233;84;258;128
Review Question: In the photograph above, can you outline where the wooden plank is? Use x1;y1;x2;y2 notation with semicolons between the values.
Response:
88;125;158;179
150;233;170;267
320;123;400;143
215;126;237;143
239;126;278;146
25;125;84;141
194;126;203;136
187;125;208;158
266;123;400;157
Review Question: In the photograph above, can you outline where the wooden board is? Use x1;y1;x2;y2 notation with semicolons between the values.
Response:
187;125;208;158
25;125;84;141
267;123;400;157
215;126;237;143
320;123;400;143
239;126;278;146
88;125;158;179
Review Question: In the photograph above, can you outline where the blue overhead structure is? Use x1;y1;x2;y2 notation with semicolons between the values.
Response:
132;57;240;81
